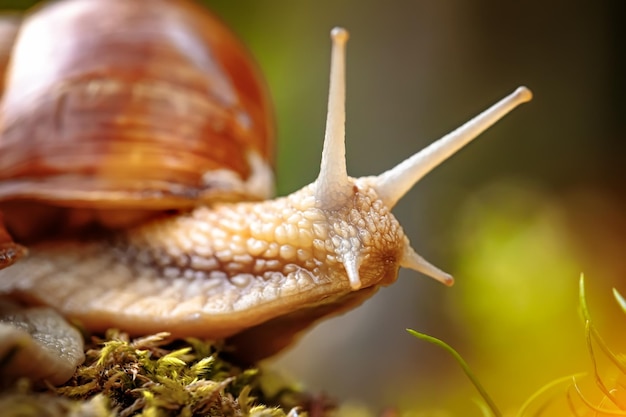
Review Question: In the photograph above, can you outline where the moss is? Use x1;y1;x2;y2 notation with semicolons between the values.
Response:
0;330;325;417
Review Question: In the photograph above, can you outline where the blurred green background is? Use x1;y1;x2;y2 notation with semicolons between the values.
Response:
2;1;625;415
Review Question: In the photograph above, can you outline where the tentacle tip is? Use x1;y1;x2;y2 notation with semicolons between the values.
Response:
349;280;362;291
442;273;455;287
348;272;363;291
346;267;362;290
331;27;349;44
514;86;533;103
343;255;363;290
423;268;454;287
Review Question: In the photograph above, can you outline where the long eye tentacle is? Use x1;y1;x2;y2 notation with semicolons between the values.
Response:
372;86;533;208
315;28;351;210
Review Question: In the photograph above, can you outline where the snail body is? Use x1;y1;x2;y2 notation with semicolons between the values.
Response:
0;0;532;378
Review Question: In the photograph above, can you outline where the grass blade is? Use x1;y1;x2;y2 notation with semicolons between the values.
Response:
406;328;502;417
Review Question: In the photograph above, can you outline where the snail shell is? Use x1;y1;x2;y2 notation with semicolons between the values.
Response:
0;0;274;242
0;0;532;378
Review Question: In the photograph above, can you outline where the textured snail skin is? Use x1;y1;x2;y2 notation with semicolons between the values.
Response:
1;182;407;360
0;299;84;386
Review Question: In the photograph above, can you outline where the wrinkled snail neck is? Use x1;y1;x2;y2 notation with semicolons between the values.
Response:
129;28;532;294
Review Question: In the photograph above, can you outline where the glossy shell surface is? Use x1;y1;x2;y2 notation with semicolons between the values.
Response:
0;0;274;210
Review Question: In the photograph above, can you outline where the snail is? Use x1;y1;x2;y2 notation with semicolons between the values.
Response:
0;0;532;384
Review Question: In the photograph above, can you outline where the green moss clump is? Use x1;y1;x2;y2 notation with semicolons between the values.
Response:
0;330;320;417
